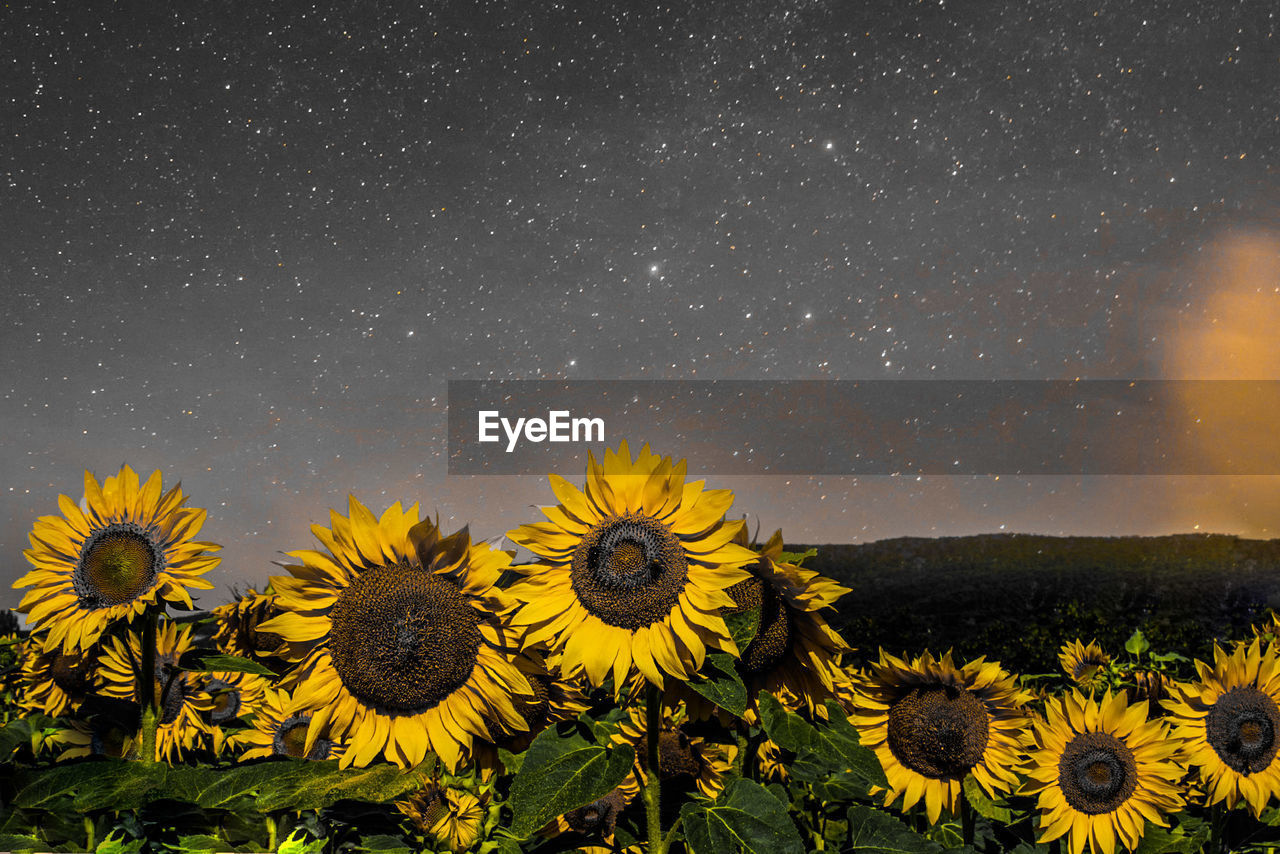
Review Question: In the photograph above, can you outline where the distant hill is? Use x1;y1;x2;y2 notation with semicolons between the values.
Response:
790;533;1280;674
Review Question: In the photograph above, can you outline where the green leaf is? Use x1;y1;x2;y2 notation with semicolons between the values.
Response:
96;829;147;854
962;776;1012;824
778;547;818;567
0;834;45;854
277;829;326;854
506;721;636;839
1132;822;1209;854
354;835;415;853
177;652;278;677
1124;630;1150;656
0;717;30;760
498;746;524;775
845;804;943;853
194;761;306;809
684;653;748;717
725;606;761;651
73;762;171;812
681;778;805;854
168;836;236;854
12;761;124;809
255;761;426;812
757;693;887;792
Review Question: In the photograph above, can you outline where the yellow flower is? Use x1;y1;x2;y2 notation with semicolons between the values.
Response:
397;779;490;852
203;670;271;727
257;499;531;770
507;441;757;695
98;618;214;762
495;650;591;753
722;529;851;716
210;586;285;660
1024;690;1184;854
612;701;738;799
757;738;789;782
1060;639;1112;689
545;776;641;847
16;466;219;653
850;649;1031;824
19;637;98;717
229;686;345;761
47;717;135;761
1163;638;1280;817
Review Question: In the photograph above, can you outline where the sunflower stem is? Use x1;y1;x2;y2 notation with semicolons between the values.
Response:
266;814;278;852
1210;802;1227;854
83;815;95;851
959;793;975;847
660;816;683;853
644;684;664;854
138;608;159;765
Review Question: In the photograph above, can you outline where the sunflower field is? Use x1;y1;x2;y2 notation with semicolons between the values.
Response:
7;445;1280;853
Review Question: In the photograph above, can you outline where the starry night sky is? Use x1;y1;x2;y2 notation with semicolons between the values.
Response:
5;0;1280;611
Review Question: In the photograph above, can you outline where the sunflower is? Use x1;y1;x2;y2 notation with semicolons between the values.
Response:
1163;638;1280;817
229;686;346;761
612;701;738;799
98;618;214;762
47;716;136;761
720;528;850;716
494;650;591;753
19;637;98;717
757;738;790;782
849;649;1031;824
544;775;642;847
202;670;270;727
256;498;531;771
1061;639;1112;690
210;586;285;661
1024;690;1184;854
397;778;493;853
1253;613;1280;646
15;465;220;654
507;441;757;695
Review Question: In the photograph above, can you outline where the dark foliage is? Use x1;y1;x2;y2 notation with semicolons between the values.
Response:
792;533;1280;673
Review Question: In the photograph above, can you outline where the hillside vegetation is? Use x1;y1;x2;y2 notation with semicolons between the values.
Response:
794;533;1280;673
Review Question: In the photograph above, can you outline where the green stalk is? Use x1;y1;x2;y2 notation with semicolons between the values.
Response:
83;815;95;851
660;816;683;853
138;608;159;765
265;814;278;852
1208;802;1222;853
644;684;664;854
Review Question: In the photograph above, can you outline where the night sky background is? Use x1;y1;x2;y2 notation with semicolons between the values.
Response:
5;0;1279;611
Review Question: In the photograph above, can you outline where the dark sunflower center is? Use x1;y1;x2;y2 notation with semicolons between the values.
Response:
1206;686;1280;774
50;653;91;697
418;791;449;828
657;729;701;779
1058;731;1138;814
887;685;991;780
1073;656;1107;680
155;671;189;727
74;523;161;608
209;682;242;724
566;788;627;836
569;514;689;630
328;562;482;713
90;724;130;758
512;673;552;731
274;714;332;760
725;567;794;674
